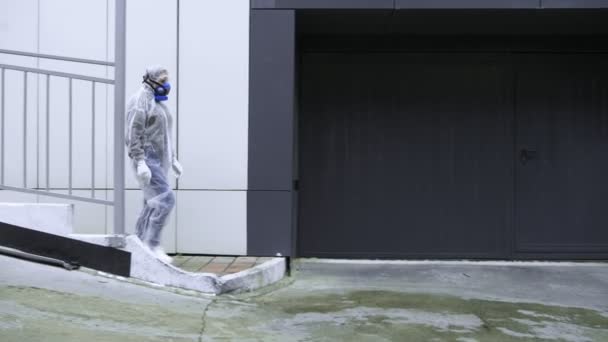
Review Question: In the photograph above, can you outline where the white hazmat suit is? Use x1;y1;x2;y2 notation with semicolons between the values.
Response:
125;66;182;263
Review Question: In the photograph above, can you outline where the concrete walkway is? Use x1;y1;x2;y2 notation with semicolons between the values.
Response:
69;234;285;294
1;256;607;341
172;255;275;275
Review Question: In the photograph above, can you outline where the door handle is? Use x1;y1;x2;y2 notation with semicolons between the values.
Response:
520;149;538;165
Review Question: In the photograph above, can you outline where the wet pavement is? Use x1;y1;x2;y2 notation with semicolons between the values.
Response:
1;255;607;341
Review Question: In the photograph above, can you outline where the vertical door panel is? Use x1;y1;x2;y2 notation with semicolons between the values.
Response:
299;53;513;258
515;54;608;257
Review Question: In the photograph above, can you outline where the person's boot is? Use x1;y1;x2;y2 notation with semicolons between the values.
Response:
151;246;173;264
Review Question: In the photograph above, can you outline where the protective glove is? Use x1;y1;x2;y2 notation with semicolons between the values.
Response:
172;158;183;178
136;160;152;186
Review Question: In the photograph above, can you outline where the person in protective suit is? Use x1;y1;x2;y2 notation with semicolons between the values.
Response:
126;65;182;264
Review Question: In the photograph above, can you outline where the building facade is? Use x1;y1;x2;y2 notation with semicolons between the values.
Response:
1;0;608;259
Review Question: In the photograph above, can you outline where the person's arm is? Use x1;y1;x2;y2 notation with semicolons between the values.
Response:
171;140;183;177
167;110;183;177
127;104;152;186
127;107;147;163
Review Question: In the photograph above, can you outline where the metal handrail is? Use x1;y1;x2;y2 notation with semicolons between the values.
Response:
0;68;108;203
0;185;113;206
0;0;126;234
0;48;115;67
113;0;126;234
0;64;114;84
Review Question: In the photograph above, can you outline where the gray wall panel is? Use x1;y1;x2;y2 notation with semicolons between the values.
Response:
247;191;293;256
248;10;295;191
248;10;296;256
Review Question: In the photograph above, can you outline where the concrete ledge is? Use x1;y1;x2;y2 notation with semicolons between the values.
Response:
124;236;220;294
72;234;220;294
69;234;126;248
219;258;286;294
0;203;73;236
70;234;286;295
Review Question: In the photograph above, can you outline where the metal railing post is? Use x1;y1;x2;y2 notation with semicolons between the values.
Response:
45;75;50;191
0;68;4;185
23;72;27;188
68;78;73;195
113;0;126;235
91;82;96;199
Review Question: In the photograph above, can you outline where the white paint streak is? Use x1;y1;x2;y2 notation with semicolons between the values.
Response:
301;259;608;267
509;318;597;342
456;338;479;342
517;310;568;322
268;307;483;334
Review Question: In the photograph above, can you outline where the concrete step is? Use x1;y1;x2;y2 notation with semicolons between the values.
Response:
0;203;73;236
71;234;286;294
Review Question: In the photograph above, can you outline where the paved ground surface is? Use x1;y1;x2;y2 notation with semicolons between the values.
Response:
171;255;274;275
1;255;607;341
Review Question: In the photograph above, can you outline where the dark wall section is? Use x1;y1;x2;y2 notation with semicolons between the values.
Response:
247;10;296;256
247;191;293;256
248;2;608;258
248;10;295;191
253;0;608;8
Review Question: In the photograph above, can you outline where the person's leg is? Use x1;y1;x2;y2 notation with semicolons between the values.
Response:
140;153;174;249
138;147;175;263
142;185;174;263
134;199;151;242
144;189;175;248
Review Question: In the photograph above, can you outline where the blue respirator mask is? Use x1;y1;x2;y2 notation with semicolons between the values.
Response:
143;76;171;102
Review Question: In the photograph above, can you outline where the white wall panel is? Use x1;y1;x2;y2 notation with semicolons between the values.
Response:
43;76;70;188
39;190;107;234
0;0;38;54
0;70;38;188
0;190;38;203
38;0;110;190
176;191;246;255
179;0;249;190
38;0;109;78
105;88;115;189
36;78;109;190
39;0;108;62
70;80;97;189
0;0;39;188
125;0;177;190
93;82;110;190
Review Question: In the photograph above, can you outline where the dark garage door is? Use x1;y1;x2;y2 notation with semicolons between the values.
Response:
298;52;608;259
515;54;608;258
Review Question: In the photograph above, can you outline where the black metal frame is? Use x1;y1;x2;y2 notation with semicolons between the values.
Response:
0;221;131;276
252;0;608;9
247;2;608;259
